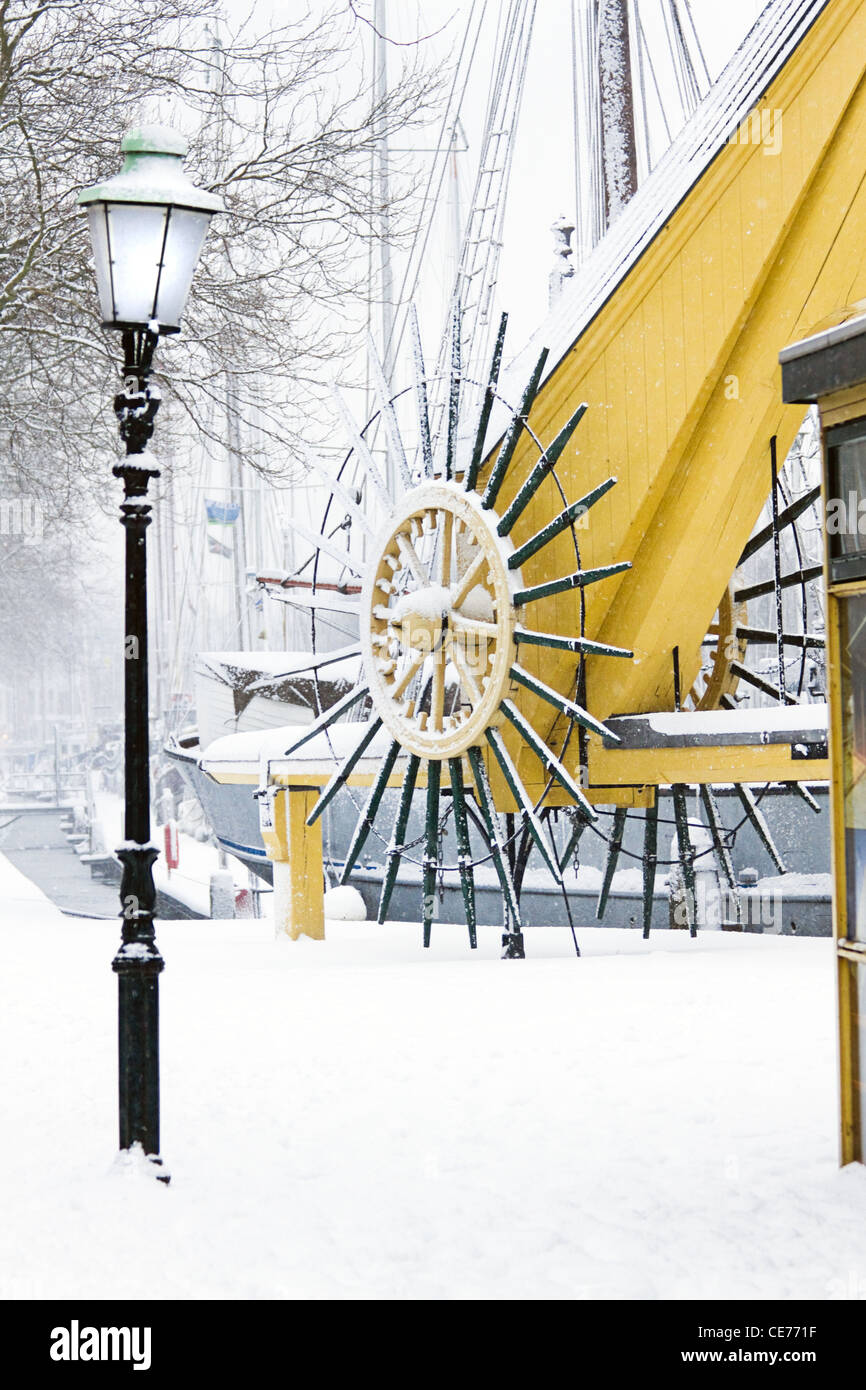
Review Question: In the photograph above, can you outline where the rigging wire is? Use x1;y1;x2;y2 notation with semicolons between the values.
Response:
679;0;712;88
632;0;658;178
383;0;488;375
426;0;537;442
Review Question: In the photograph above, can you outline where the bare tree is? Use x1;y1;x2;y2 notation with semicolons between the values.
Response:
0;0;442;507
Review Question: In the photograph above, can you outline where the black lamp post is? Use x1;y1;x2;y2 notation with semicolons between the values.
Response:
79;127;222;1176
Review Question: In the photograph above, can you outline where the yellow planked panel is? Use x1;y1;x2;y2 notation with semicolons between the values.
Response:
621;302;650;508
581;40;866;725
719;165;746;331
640;274;671;504
779;96;804;236
472;0;866;802
699;200;726;376
678;212;712;414
736;143;769;294
603;316;628;523
660;256;686;455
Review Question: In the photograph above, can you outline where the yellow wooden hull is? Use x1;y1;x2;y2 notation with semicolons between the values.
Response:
477;0;865;802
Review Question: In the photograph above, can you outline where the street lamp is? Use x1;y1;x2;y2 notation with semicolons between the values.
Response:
79;127;222;1177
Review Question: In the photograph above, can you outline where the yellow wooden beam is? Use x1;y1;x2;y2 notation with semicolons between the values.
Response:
588;741;829;787
204;762;419;790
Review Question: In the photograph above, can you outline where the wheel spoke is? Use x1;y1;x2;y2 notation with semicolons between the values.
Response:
431;633;446;732
439;508;453;587
450;613;498;638
391;648;426;701
449;641;482;706
451;550;486;611
396;531;429;586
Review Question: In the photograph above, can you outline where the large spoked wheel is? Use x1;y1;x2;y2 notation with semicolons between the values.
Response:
279;311;631;954
363;483;516;758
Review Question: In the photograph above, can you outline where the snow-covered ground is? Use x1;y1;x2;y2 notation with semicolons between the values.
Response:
2;847;865;1302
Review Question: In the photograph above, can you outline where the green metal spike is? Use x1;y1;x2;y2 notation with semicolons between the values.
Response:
445;302;461;483
499;699;597;820
641;801;658;938
671;784;697;937
331;385;390;509
496;402;591;539
732;784;786;874
596;806;627;919
507;478;618;567
728;661;797;705
734;564;823;604
513;561;631;608
481;346;549;511
307;717;382;825
409;304;433;477
786;781;822;814
557;809;589;873
448;758;477;948
377;752;421;924
514;627;633;659
366;330;412;491
735;626;825;649
299;441;373;536
699;784;742;927
485;727;562;884
737;484;822;565
698;786;737;892
509;664;617;742
466;744;521;930
422;759;442;947
284;684;369;757
284;516;366;578
339;739;401;884
465;312;507;494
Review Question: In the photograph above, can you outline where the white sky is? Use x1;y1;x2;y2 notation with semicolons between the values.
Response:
217;1;770;374
363;0;769;360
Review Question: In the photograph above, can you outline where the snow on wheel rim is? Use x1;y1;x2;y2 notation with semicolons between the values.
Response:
361;482;519;759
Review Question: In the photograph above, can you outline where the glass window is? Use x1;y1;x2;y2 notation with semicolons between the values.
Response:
827;420;866;582
840;593;866;940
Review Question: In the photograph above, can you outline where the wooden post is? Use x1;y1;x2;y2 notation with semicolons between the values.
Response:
261;785;325;941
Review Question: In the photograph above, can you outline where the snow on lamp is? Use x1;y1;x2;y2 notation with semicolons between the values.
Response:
78;124;223;333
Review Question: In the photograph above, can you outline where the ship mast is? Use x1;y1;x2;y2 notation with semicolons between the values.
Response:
373;0;397;499
597;0;638;226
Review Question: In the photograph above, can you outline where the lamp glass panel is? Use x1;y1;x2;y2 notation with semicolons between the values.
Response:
85;206;115;323
105;202;169;325
154;207;211;328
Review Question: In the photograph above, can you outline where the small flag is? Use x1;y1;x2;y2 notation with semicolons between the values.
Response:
208;533;233;559
205;499;241;525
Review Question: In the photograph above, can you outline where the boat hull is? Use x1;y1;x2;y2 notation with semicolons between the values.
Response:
165;740;832;933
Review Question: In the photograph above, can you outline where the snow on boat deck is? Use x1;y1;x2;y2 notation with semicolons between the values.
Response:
1;847;863;1301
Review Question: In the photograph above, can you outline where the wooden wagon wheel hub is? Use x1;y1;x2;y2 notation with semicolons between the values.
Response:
361;481;517;759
